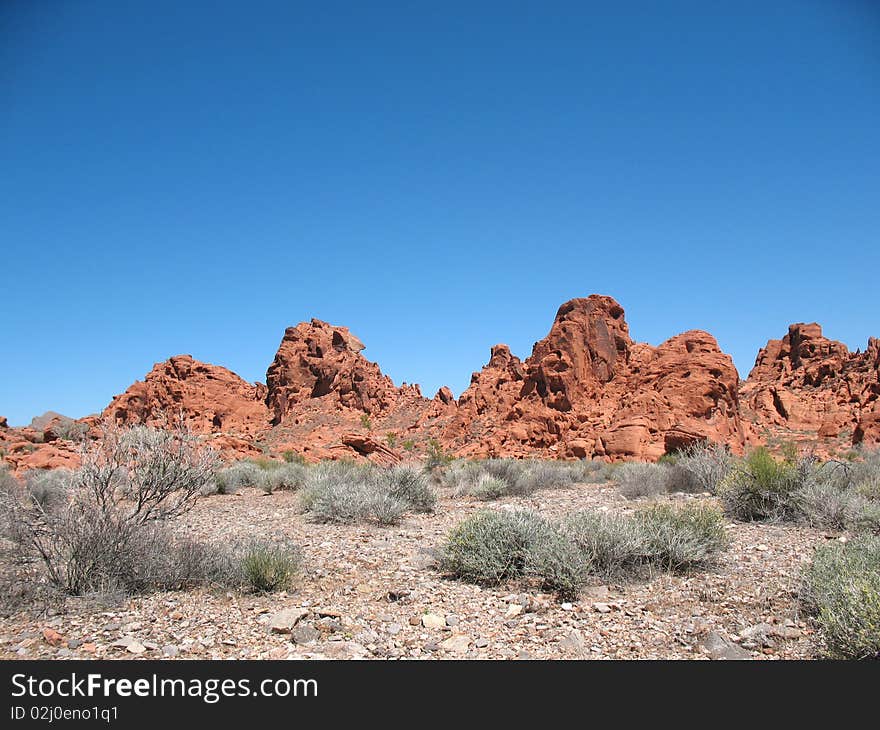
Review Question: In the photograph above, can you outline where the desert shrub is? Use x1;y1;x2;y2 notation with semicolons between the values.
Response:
308;480;374;524
563;510;647;579
801;536;880;659
2;424;219;595
675;441;734;494
298;460;364;512
472;473;509;500
385;464;435;512
615;462;671;499
367;493;409;526
23;469;72;511
573;459;617;483
522;523;590;599
425;438;453;470
213;461;268;494
795;479;880;533
439;510;587;597
662;464;704;494
0;464;17;493
236;539;301;593
282;450;306;465
634;503;728;572
46;417;88;443
717;447;811;521
263;462;307;493
300;461;434;525
443;458;586;500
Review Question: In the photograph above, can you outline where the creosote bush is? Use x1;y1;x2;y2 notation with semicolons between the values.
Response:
440;502;729;598
2;424;220;596
716;447;810;521
801;536;880;659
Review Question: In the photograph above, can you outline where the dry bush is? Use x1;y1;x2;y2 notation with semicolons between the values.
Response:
2;424;219;595
801;536;880;659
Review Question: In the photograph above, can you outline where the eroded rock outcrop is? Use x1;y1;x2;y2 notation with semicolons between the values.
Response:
741;324;880;450
103;355;270;440
265;319;424;424
6;294;874;473
444;295;749;460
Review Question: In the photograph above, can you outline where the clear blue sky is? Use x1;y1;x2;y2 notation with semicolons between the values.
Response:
1;1;878;426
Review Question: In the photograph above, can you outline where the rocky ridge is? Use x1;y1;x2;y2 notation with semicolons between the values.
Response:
3;295;877;472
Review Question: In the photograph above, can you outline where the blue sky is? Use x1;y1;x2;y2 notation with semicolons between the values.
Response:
1;1;878;426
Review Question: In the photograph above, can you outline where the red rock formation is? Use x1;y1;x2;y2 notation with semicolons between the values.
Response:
103;355;270;439
5;295;875;475
0;424;81;473
741;324;880;451
265;319;423;423
444;296;749;460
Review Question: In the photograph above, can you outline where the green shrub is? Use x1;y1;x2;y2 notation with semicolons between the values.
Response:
238;539;301;593
425;438;453;470
717;447;809;520
282;450;307;465
635;502;728;572
801;536;880;659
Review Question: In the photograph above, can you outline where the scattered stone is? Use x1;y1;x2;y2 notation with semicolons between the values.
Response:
593;603;612;614
421;613;446;630
702;632;752;660
42;628;64;647
291;624;321;645
320;641;370;660
558;630;588;657
445;614;459;627
162;645;179;657
111;637;147;655
440;635;470;655
269;608;310;634
505;604;524;618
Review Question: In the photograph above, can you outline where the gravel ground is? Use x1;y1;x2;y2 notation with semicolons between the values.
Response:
0;482;829;660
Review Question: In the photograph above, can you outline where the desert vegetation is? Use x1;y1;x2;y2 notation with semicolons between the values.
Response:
439;502;728;599
2;435;879;660
0;425;301;606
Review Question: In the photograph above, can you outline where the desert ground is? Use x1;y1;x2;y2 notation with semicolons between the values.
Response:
0;477;825;661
